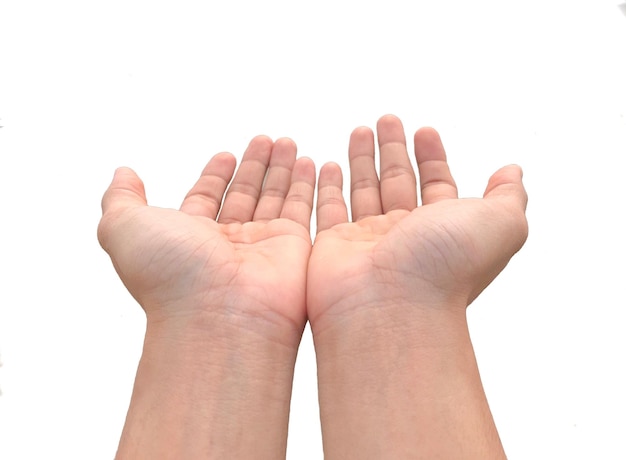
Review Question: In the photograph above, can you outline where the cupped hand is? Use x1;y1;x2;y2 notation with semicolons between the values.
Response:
307;115;528;332
98;136;315;343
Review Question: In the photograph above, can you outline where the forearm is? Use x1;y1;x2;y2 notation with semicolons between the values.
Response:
116;314;300;460
313;304;505;460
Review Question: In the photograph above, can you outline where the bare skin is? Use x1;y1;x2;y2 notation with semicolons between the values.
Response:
98;136;315;459
99;116;528;459
308;115;528;459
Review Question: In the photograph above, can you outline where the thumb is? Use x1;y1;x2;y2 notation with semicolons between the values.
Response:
482;164;529;255
98;167;147;251
483;164;528;212
100;167;147;214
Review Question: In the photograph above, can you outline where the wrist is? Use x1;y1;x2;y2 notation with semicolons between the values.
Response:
144;294;306;349
116;307;301;459
313;302;505;459
310;292;469;343
142;312;301;386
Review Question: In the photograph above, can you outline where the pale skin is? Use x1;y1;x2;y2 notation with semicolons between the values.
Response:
98;115;528;459
308;115;528;459
98;136;316;459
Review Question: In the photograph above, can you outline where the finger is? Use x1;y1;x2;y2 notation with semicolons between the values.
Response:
348;126;382;221
483;164;528;211
413;127;458;205
253;137;297;222
483;165;529;257
100;167;147;215
179;152;237;218
316;162;348;233
98;167;147;250
377;114;417;213
280;156;316;231
218;135;273;224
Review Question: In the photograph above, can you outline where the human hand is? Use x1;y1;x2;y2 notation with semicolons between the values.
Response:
99;136;315;459
308;115;528;332
98;136;315;344
307;114;527;458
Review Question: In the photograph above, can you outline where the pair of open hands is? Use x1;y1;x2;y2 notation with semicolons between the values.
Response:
97;115;528;346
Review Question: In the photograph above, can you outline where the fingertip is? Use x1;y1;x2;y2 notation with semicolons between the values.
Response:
377;113;402;128
414;126;441;142
274;136;297;150
101;166;147;214
350;125;374;139
115;166;144;188
413;126;444;151
495;164;524;182
292;157;317;191
414;126;439;134
349;127;375;160
320;161;342;172
270;137;298;167
112;166;138;181
294;156;316;176
203;152;237;174
250;134;274;146
106;167;139;200
413;126;449;168
376;114;407;146
319;162;343;185
509;164;524;178
484;164;528;210
245;135;274;158
211;151;237;162
297;155;314;165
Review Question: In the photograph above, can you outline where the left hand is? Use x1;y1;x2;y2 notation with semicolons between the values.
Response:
307;115;528;333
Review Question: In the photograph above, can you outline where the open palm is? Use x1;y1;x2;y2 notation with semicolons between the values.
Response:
98;136;315;342
307;116;528;333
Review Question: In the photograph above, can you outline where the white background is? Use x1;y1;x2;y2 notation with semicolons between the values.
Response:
1;1;625;458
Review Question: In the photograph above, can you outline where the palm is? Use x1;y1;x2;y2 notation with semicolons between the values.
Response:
108;207;311;321
307;117;528;329
308;211;403;318
310;200;525;316
214;219;312;319
99;136;316;336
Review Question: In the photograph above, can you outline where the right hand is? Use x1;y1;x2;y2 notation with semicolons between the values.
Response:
98;136;315;345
